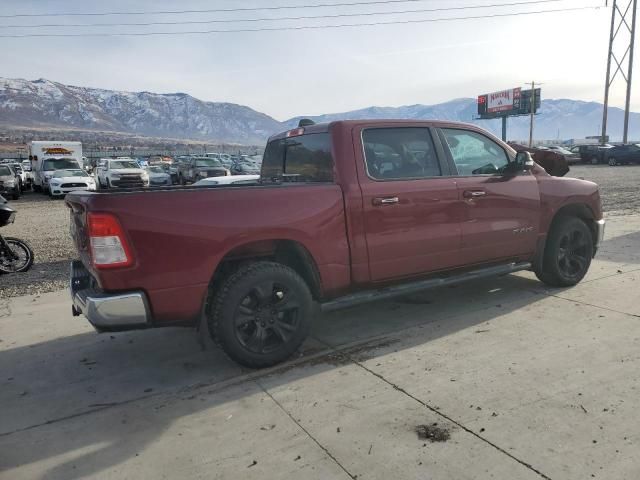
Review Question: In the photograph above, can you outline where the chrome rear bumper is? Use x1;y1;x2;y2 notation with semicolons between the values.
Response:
595;218;605;250
70;260;150;331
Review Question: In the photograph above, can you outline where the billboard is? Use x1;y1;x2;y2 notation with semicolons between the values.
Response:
487;88;521;113
477;87;540;119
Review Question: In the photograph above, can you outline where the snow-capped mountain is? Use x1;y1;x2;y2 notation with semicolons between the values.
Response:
0;78;282;144
287;98;640;142
1;77;638;143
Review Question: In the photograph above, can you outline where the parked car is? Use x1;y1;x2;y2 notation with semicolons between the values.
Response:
96;158;149;189
576;144;613;164
47;169;97;197
67;119;604;368
193;174;260;186
606;144;640;166
508;143;569;177
0;165;20;200
547;146;581;164
8;164;28;191
230;160;260;175
17;161;33;190
145;165;172;186
177;156;230;185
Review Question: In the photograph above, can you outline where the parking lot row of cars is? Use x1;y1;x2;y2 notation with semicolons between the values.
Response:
0;152;263;198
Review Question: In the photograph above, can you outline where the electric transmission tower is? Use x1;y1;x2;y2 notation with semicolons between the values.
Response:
601;0;637;144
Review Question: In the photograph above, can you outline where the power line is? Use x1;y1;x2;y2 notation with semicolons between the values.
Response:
0;0;565;29
0;0;487;18
0;6;602;38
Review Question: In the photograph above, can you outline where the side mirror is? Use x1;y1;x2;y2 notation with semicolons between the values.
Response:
514;151;535;171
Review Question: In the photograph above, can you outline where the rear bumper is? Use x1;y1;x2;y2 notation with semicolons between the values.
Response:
594;218;605;251
70;260;150;331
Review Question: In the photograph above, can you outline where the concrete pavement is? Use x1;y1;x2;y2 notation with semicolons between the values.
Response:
1;215;639;479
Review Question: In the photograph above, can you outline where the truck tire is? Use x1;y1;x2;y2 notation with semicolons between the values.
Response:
209;261;313;368
535;216;593;287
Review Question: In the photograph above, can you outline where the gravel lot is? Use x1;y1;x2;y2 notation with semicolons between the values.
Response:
1;164;639;298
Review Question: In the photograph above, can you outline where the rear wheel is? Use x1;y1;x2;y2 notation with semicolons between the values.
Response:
0;237;34;273
535;216;593;287
209;261;313;368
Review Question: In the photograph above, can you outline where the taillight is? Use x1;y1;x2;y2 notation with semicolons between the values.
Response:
286;127;304;138
87;213;132;268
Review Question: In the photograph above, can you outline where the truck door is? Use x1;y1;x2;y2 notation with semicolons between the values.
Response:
355;125;463;282
437;127;540;265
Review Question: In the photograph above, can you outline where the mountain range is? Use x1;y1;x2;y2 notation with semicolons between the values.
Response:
1;77;638;144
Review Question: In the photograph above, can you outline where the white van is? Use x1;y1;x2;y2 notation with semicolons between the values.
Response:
28;141;83;192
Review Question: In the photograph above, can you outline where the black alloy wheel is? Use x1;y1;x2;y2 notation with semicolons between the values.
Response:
233;281;300;355
210;262;313;368
535;216;594;287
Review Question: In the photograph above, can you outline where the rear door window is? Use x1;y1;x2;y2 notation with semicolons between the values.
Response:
262;133;334;183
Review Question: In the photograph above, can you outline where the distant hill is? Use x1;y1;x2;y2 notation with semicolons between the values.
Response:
1;77;638;144
0;78;282;144
286;98;640;142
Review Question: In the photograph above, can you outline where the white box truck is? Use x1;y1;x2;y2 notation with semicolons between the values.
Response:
28;141;83;192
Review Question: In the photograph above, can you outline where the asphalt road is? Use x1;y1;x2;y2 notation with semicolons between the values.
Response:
0;164;638;298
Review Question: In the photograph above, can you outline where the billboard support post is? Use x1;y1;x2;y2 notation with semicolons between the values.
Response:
529;81;536;147
501;116;507;141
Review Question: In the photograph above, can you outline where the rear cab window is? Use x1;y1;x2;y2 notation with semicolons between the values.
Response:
262;132;334;184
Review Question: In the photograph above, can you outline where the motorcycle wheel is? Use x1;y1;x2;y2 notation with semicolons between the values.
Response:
0;237;34;273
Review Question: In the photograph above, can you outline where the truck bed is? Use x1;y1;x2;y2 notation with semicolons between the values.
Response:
66;182;351;324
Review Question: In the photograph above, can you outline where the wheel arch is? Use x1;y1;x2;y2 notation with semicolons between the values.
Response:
207;239;323;307
534;202;598;273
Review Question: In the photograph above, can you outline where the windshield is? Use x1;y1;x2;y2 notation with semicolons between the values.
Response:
110;160;140;169
195;158;223;168
53;169;88;178
43;158;80;171
0;166;11;176
147;166;164;173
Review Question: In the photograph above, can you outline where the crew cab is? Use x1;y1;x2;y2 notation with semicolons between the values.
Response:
96;158;149;189
67;120;605;368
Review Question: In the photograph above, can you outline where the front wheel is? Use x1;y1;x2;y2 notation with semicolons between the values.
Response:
608;157;618;166
0;237;34;273
535;216;593;287
209;262;314;368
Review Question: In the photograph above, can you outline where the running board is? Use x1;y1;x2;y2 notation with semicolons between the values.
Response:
320;262;532;312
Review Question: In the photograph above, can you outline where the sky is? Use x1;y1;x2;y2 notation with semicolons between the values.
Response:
0;0;633;121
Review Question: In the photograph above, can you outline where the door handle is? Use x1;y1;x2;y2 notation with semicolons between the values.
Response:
372;196;399;206
463;190;487;199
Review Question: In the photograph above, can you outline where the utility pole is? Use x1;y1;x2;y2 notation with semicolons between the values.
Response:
602;0;638;144
501;116;507;142
529;81;536;147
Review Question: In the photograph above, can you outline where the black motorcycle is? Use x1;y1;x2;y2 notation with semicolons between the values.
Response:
0;194;34;273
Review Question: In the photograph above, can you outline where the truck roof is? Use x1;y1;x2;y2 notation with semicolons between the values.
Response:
269;119;486;142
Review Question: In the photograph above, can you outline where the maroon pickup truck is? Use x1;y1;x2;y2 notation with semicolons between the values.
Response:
67;120;604;367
